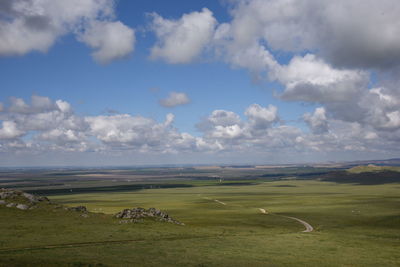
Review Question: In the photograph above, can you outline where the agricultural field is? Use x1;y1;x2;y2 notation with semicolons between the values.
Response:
0;166;399;266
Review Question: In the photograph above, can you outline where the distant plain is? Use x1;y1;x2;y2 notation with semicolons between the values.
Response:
0;165;399;266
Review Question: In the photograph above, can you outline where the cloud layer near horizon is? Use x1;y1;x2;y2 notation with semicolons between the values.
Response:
0;95;399;161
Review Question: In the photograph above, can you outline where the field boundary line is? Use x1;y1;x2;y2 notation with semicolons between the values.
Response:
0;235;214;253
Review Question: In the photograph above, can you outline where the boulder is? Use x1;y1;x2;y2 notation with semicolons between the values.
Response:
22;192;48;203
0;200;5;205
0;190;16;199
6;203;16;208
68;206;88;212
16;204;29;210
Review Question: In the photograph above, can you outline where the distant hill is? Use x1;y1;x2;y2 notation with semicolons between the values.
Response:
347;165;400;174
321;168;400;185
344;158;400;167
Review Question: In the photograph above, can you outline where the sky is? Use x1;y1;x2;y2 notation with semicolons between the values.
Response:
1;0;400;167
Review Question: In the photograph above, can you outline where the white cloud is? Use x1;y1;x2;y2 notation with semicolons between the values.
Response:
85;113;198;153
31;95;53;111
159;92;190;107
206;110;241;127
198;104;284;151
0;96;89;151
86;114;156;145
150;8;217;63
245;104;278;129
8;97;30;113
164;113;175;126
213;24;278;76
203;0;400;136
1;95;400;162
303;107;329;134
0;0;135;63
79;20;135;64
55;100;72;113
276;54;367;103
226;0;400;69
210;124;244;139
196;109;242;133
0;121;24;139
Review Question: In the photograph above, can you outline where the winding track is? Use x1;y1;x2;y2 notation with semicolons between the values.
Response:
204;197;314;233
279;215;314;232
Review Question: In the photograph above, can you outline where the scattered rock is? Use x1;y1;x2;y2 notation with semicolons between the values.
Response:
1;189;184;227
22;192;49;203
68;206;88;212
16;204;29;210
115;207;184;225
0;191;13;199
0;188;50;210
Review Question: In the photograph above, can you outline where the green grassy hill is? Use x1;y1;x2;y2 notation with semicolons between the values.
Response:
1;180;399;266
347;165;400;173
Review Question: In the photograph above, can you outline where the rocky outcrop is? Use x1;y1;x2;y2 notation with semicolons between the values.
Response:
1;189;183;226
0;188;50;210
66;205;90;217
67;206;87;212
115;207;184;225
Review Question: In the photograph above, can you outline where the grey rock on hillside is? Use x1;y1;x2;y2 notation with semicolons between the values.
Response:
0;188;50;210
115;207;184;225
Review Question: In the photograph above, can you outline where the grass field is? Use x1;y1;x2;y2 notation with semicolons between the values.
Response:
1;177;399;266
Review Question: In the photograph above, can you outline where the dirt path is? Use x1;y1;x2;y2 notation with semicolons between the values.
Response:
214;199;226;205
281;215;314;232
203;196;313;233
259;208;267;214
202;197;226;206
257;209;313;232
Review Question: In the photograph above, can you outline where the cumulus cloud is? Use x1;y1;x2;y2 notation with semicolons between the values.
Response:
245;104;278;129
303;107;329;134
79;20;135;64
159;92;190;107
0;96;89;152
198;104;282;151
1;95;400;161
226;0;400;69
196;109;242;133
86;114;160;145
149;8;217;63
0;0;135;63
198;1;400;137
275;54;368;103
0;96;201;154
0;121;24;139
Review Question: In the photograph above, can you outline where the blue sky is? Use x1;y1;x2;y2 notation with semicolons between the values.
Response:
0;1;309;134
0;0;400;166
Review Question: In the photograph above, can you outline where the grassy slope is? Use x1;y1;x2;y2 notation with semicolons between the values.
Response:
1;180;399;266
348;165;400;174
